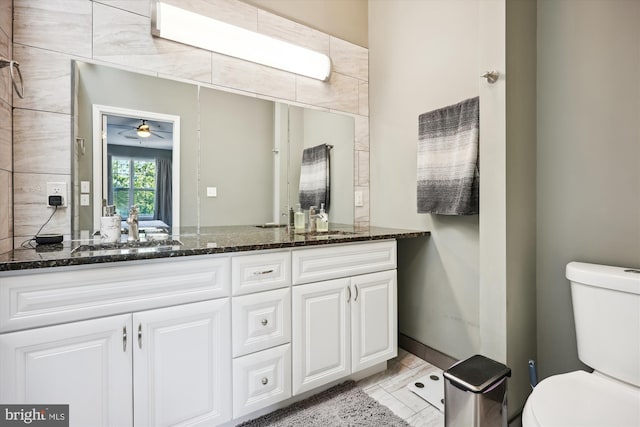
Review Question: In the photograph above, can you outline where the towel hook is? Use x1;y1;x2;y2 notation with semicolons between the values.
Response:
0;56;24;99
481;70;499;84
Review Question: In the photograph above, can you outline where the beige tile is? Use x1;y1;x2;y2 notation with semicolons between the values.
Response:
0;100;11;171
296;72;359;114
13;172;71;238
14;0;92;58
330;36;368;82
212;53;296;101
354;115;369;151
0;28;10;105
406;406;444;427
0;238;11;254
13;45;72;114
93;3;212;83
163;0;257;31
358;355;413;391
366;385;416;420
357;150;369;186
14;109;71;175
397;347;430;370
359;81;369;116
0;0;12;38
95;0;150;16
0;169;12;241
257;9;330;55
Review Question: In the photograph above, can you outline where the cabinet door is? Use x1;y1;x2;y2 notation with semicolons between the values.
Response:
133;299;231;427
292;278;351;395
0;314;133;427
351;270;398;373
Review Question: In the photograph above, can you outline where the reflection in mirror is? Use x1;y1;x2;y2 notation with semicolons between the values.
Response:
95;110;179;235
72;61;355;239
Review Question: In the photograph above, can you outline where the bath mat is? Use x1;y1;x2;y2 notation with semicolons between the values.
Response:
237;380;409;426
407;370;445;412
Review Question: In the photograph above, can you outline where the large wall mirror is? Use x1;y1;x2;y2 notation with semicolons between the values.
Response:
72;61;355;238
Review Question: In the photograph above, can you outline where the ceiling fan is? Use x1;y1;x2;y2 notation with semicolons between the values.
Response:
117;119;168;139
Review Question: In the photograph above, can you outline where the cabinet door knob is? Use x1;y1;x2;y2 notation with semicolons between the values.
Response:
261;318;268;326
346;285;351;303
261;377;269;385
137;323;142;349
122;326;127;352
354;284;359;302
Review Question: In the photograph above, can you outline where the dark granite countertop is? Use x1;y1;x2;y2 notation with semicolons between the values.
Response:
0;225;429;272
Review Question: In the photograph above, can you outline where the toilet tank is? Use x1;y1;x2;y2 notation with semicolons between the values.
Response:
566;262;640;387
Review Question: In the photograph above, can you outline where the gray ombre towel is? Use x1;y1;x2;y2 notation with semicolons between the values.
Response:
417;96;479;215
299;143;330;211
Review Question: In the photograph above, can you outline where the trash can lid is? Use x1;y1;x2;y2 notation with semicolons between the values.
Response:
443;354;511;393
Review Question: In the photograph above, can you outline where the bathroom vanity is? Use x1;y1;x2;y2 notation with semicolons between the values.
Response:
0;226;425;426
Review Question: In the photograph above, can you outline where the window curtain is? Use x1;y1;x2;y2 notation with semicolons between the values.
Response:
107;154;113;206
155;158;172;226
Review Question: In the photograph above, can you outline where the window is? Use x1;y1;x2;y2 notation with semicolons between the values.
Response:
111;157;156;219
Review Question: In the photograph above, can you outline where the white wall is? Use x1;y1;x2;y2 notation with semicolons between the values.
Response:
369;0;481;360
537;0;640;378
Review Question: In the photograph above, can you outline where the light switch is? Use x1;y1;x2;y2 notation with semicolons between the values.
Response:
355;191;364;207
207;187;217;197
81;181;90;193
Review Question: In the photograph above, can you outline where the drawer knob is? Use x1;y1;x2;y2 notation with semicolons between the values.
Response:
261;377;269;385
261;318;268;326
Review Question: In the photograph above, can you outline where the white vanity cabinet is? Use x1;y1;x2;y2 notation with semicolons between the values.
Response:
291;241;398;395
0;256;233;427
0;239;401;426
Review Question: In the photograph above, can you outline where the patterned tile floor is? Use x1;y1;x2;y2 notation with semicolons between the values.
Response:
357;348;445;427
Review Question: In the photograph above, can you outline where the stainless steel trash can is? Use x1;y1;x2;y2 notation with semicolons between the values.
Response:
443;354;511;427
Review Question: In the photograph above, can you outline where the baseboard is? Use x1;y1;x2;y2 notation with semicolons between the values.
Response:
398;333;457;370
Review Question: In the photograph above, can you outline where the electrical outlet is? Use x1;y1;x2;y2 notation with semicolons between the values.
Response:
80;180;90;194
46;182;67;207
80;194;90;206
207;187;217;197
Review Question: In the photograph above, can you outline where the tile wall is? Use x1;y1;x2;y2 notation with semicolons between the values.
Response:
0;0;13;253
11;0;370;245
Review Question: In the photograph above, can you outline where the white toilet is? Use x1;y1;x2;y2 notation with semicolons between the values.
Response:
522;262;640;427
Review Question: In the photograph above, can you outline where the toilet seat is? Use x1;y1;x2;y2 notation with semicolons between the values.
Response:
523;370;640;427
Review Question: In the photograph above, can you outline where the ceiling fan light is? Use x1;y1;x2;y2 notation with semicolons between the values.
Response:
137;122;151;138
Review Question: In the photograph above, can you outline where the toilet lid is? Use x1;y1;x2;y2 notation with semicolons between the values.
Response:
523;371;640;427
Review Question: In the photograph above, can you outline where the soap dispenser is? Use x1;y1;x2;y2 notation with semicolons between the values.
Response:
294;204;305;231
316;203;329;232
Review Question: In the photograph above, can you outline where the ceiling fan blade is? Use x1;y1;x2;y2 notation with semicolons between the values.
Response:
150;131;165;139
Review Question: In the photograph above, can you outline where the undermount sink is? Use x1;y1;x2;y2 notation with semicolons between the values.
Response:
72;239;183;254
298;230;360;238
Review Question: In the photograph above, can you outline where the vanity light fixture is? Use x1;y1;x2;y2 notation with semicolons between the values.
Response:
151;1;331;81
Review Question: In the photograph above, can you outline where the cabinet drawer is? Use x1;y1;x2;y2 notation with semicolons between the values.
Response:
292;240;397;285
232;288;291;357
232;344;291;418
0;255;231;333
232;251;291;296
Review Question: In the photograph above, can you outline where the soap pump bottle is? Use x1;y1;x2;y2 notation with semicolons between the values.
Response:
294;204;305;231
316;203;329;232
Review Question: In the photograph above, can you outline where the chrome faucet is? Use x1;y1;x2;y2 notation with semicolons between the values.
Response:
127;205;139;241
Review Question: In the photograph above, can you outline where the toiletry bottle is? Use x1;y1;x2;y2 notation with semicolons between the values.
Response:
308;206;317;233
316;203;329;232
294;204;305;231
